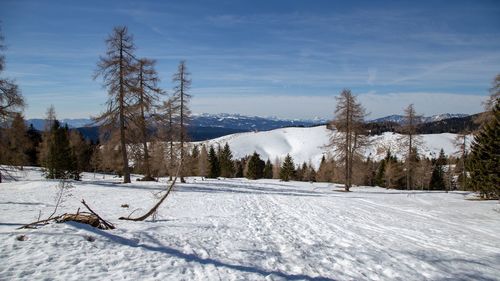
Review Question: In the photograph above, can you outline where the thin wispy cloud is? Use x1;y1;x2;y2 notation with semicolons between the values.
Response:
1;0;498;119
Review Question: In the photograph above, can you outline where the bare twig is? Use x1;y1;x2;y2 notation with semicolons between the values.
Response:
119;161;182;221
81;200;115;229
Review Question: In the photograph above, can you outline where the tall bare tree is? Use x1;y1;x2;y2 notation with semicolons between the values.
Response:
475;74;500;126
156;97;180;181
329;89;368;191
172;60;191;183
0;25;24;122
133;58;162;181
38;105;57;168
400;104;423;189
93;26;136;183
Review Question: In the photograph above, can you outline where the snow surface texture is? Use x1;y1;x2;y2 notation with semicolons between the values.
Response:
198;126;470;168
1;168;499;281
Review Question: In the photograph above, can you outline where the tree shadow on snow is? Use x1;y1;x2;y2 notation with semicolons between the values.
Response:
402;250;500;281
68;222;337;281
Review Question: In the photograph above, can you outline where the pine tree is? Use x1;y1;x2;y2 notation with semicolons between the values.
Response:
429;149;446;190
26;124;42;166
374;159;386;187
219;143;234;178
207;145;220;178
467;98;499;199
263;159;273;179
246;152;264;180
45;121;77;179
69;130;92;180
280;154;296;182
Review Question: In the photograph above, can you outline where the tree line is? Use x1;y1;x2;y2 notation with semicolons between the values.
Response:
0;25;498;199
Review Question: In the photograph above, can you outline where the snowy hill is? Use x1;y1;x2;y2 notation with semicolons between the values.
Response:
1;168;499;280
198;125;467;167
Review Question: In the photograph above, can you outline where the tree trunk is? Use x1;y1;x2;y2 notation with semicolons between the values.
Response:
168;102;173;181
119;35;130;184
180;64;185;183
139;69;152;180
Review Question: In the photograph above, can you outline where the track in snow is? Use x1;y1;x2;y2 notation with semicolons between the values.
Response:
1;170;499;280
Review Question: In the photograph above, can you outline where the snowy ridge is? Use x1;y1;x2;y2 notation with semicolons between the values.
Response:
370;113;469;124
198;126;468;167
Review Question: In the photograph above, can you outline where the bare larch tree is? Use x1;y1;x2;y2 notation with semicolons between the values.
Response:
93;26;136;183
133;58;162;181
0;26;25;183
0;25;24;121
172;60;191;183
400;104;422;190
329;89;368;191
156;97;179;181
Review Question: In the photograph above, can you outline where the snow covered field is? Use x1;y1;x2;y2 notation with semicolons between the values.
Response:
198;126;469;169
1;167;499;281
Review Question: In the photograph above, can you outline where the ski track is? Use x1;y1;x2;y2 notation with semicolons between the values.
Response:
0;168;499;280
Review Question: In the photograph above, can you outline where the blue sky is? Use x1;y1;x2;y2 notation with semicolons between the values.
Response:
1;0;499;119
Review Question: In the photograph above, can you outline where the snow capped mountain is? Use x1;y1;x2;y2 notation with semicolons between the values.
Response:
26;118;94;130
424;113;469;123
370;113;469;124
27;114;326;132
190;113;326;131
198;125;468;168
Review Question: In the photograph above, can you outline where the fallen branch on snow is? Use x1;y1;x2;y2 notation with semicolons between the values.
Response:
18;199;115;230
119;161;182;221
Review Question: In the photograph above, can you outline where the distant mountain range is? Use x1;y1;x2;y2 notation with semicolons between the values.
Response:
25;112;474;142
26;114;328;141
26;118;94;130
369;113;469;124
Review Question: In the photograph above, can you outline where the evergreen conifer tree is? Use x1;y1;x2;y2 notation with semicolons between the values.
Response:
263;159;273;179
246;152;264;180
467;98;499;199
207;145;220;178
45;121;77;179
374;159;386;187
429;149;446;190
219;143;234;178
280;154;296;182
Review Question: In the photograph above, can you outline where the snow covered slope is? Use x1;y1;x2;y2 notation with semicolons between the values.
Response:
198;125;468;167
1;168;499;280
